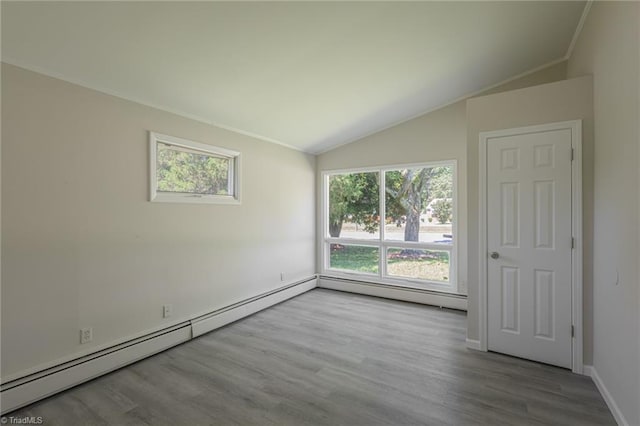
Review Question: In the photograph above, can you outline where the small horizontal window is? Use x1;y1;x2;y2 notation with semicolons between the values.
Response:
149;132;241;204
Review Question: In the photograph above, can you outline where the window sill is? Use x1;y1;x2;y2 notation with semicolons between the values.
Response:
150;193;241;205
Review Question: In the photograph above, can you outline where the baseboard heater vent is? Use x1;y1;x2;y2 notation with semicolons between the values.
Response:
0;323;192;415
0;276;318;415
318;275;467;311
190;277;318;337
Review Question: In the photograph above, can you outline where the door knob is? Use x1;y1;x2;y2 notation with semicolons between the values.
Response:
490;252;500;259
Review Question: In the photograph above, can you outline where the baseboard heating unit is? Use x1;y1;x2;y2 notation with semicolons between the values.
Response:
318;275;467;311
0;276;318;415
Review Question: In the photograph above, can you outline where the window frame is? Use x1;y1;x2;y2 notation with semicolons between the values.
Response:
149;132;241;205
321;161;458;292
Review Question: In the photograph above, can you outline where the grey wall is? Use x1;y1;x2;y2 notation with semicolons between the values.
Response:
1;64;316;379
566;2;639;424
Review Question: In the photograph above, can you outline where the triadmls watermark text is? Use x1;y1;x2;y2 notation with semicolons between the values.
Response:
0;416;44;425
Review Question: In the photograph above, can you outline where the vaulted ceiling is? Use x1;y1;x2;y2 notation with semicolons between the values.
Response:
2;1;586;153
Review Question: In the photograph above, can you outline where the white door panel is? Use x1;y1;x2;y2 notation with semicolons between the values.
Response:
487;128;572;368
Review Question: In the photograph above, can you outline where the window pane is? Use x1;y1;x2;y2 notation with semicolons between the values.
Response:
386;248;450;282
384;166;453;243
328;172;380;239
157;142;231;195
329;244;379;274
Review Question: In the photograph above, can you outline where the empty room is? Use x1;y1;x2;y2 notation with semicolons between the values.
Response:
1;1;638;425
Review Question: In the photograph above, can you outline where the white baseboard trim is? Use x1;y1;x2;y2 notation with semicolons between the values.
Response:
583;364;594;377
0;325;192;415
191;277;318;338
465;338;482;351
583;365;629;426
0;276;318;415
318;276;467;311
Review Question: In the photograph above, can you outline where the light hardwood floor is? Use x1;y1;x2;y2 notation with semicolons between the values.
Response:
7;289;614;425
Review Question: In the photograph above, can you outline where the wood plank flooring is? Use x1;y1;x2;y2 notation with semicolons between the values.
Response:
7;289;614;425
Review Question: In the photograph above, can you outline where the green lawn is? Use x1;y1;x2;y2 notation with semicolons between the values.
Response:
329;245;379;273
329;245;449;282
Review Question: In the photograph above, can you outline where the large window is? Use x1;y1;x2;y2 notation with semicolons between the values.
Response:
323;162;456;290
149;132;241;204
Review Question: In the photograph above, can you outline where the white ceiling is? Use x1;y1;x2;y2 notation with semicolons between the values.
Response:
2;1;586;154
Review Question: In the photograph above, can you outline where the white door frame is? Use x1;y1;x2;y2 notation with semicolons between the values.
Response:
478;120;583;374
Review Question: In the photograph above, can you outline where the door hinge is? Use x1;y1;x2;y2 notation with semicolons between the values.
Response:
571;148;574;161
571;237;575;249
571;325;575;338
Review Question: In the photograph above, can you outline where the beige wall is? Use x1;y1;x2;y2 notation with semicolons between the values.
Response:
480;61;568;97
316;61;567;295
317;100;469;293
319;6;637;421
566;2;639;424
1;64;316;379
466;76;594;361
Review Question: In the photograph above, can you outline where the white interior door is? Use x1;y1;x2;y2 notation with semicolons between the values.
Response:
487;127;573;368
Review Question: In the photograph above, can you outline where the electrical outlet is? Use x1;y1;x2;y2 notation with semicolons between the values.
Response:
280;272;285;282
80;327;93;344
163;304;172;318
